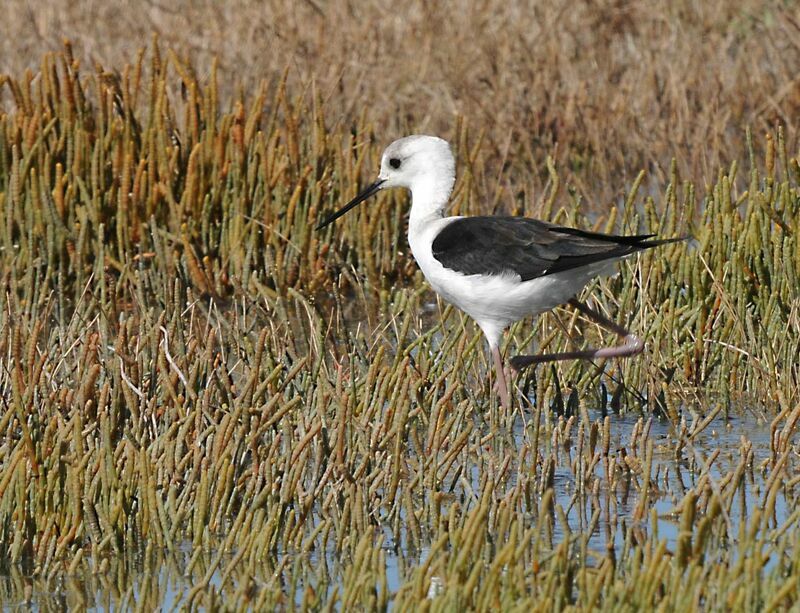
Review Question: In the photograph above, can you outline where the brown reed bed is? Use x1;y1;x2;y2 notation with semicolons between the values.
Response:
2;1;799;206
0;38;798;609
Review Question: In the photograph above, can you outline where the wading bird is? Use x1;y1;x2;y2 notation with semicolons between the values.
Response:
317;136;681;408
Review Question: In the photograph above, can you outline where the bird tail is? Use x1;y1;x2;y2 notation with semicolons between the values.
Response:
636;235;690;249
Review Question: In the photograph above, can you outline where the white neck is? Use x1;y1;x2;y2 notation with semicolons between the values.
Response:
408;174;453;233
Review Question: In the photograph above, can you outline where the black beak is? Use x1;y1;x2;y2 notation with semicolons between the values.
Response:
316;179;385;230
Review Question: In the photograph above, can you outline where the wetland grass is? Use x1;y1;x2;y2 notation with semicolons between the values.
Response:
0;33;798;610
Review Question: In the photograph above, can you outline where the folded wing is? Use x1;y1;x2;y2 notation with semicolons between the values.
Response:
431;216;679;281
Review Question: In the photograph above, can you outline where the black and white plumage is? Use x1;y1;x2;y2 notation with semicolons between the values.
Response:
431;217;676;280
317;135;683;408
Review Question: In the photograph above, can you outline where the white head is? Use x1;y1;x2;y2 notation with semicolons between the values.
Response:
316;135;456;229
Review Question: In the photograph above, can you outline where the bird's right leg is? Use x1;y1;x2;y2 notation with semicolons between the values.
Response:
509;298;644;371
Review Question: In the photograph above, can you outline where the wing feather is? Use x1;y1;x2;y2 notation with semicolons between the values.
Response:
431;217;679;281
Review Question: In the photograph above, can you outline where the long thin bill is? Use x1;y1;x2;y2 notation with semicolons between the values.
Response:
315;179;385;230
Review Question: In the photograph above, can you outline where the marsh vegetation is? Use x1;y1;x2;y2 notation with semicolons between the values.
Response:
0;1;799;609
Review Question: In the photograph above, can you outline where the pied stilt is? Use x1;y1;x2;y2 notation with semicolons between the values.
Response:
317;135;682;408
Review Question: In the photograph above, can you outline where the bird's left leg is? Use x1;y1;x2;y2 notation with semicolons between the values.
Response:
492;344;511;409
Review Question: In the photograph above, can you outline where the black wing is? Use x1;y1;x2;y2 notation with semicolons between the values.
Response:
431;216;679;281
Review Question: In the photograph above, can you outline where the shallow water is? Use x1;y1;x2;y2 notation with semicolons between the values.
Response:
553;409;780;558
0;406;788;610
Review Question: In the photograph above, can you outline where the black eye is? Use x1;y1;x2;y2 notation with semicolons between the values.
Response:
389;158;401;169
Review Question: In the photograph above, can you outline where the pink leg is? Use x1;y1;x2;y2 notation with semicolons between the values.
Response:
509;298;644;371
492;344;511;409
